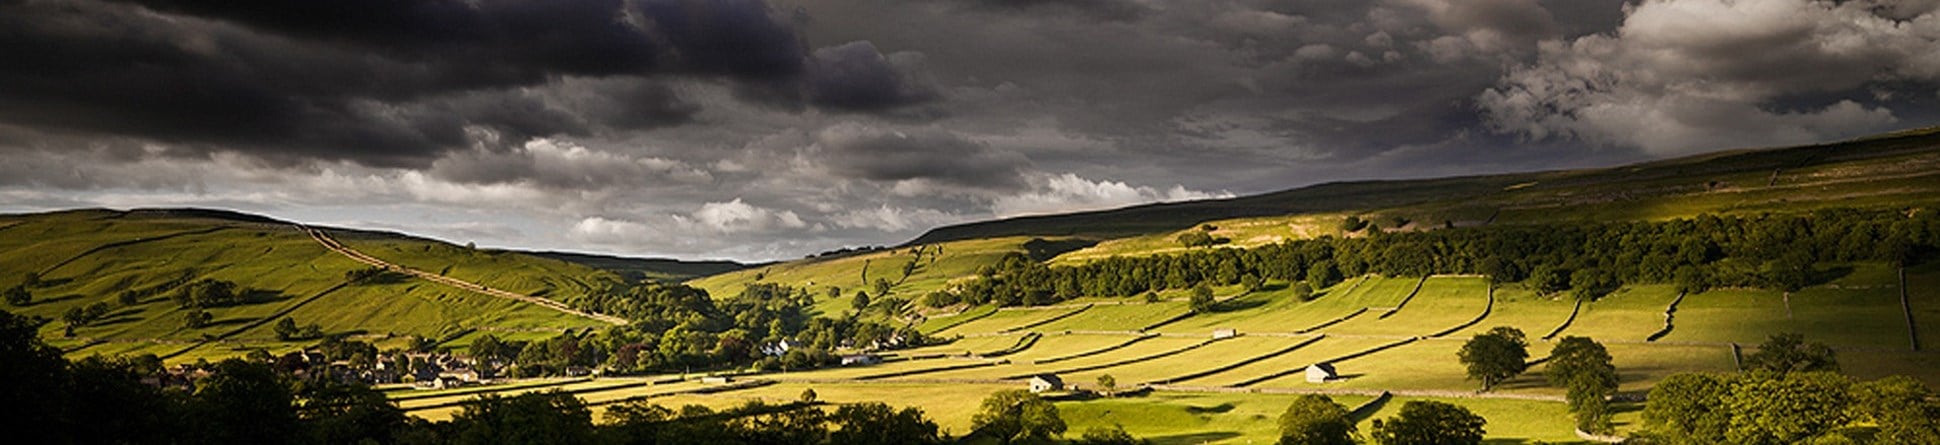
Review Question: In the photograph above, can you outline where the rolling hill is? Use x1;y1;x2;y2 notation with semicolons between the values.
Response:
909;126;1940;246
0;208;705;363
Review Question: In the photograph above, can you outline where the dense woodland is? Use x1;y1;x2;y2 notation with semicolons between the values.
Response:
940;208;1940;307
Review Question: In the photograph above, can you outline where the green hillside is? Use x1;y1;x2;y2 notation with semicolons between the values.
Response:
0;208;624;363
911;126;1940;247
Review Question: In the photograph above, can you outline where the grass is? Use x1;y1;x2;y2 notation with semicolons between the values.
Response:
887;334;1031;357
1155;276;1407;334
933;306;1091;336
0;211;617;363
917;304;998;335
909;336;1210;381
1055;336;1314;385
1317;276;1488;337
1057;391;1374;445
1030;301;1193;332
1177;335;1398;387
1910;261;1940;350
1355;396;1585;444
687;237;1049;317
1456;286;1575;338
1554;285;1684;341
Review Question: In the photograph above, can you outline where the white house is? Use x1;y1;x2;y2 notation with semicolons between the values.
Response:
1212;328;1238;339
702;376;733;384
1306;362;1338;383
1028;374;1064;393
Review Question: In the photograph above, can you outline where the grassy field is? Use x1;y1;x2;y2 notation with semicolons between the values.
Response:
934;306;1092;336
686;237;1051;317
1177;335;1400;387
1554;285;1685;341
906;336;1210;381
1030;301;1194;332
1317;276;1488;337
0;210;613;363
1156;276;1410;334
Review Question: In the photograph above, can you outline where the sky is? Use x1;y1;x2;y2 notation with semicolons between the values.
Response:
2;0;1938;262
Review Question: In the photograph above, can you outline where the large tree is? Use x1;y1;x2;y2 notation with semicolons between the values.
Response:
827;402;944;445
1546;336;1618;433
1189;284;1216;314
972;389;1066;444
1743;333;1838;374
1276;394;1357;445
1368;401;1485;445
1457;326;1528;391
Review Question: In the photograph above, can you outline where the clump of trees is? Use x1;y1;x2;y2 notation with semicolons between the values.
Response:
1457;326;1528;392
0;307;954;445
1547;336;1618;433
273;317;325;341
1743;332;1838;374
1276;394;1357;445
972;390;1066;444
172;279;258;308
3;285;29;306
1368;401;1486;445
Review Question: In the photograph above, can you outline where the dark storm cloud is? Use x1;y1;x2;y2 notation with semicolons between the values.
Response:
0;0;932;168
807;42;941;112
954;0;1150;22
815;124;1030;191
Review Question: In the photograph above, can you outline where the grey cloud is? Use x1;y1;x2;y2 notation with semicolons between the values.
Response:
813;123;1031;191
807;41;942;112
1481;0;1940;154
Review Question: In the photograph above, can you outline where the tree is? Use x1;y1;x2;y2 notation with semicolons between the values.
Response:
116;290;139;307
0;308;70;445
828;402;944;445
183;309;213;329
852;291;872;312
1176;231;1217;248
873;278;893;297
1307;261;1341;289
972;389;1066;444
800;388;818;403
1368;400;1485;445
447;392;596;445
1723;371;1853;444
273;317;299;341
1292;282;1315;302
1341;216;1368;232
1240;274;1262;293
186;359;300;445
1096;374;1117;396
1641;373;1733;443
1744;333;1838;374
1546;336;1617;433
1457;326;1528;391
1188;284;1216;313
1529;266;1569;296
3;286;28;306
1852;376;1940;444
1076;425;1148;445
1277;394;1356;445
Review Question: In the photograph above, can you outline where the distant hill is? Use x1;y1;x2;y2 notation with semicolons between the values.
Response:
908;126;1940;245
0;208;624;363
522;251;752;282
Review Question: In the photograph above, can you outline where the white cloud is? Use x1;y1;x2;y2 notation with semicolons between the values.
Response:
991;173;1233;218
1481;0;1940;154
675;198;809;234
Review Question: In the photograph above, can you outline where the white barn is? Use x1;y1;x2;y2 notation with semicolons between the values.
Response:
1306;363;1338;383
1028;374;1064;393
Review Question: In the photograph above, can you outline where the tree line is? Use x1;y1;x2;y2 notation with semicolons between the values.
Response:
943;208;1938;307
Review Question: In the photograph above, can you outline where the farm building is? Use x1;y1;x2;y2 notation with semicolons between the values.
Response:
1212;328;1238;339
840;354;882;366
702;376;734;384
1307;363;1338;383
1028;374;1064;393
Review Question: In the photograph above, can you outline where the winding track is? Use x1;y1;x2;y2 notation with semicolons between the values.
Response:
299;225;628;325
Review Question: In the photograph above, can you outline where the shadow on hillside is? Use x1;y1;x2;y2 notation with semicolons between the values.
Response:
242;289;290;304
356;271;413;285
1184;402;1236;415
32;294;82;306
205;317;258;328
1148;432;1239;445
1808;265;1854;287
90;308;147;327
1214;298;1269;312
